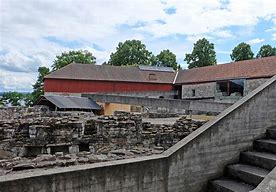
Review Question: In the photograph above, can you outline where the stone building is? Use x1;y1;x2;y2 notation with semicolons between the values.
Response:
174;56;276;101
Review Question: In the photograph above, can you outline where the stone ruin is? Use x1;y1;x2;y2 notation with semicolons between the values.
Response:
0;107;207;176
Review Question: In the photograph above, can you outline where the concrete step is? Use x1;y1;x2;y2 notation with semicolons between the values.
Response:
240;151;276;170
254;139;276;154
226;164;269;187
209;179;255;192
267;128;276;139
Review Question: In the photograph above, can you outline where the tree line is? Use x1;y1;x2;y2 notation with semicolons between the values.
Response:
1;38;275;107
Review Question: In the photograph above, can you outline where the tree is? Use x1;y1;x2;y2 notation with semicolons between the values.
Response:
52;50;96;71
32;67;50;103
184;38;216;69
256;45;276;58
156;49;178;70
230;42;254;61
23;93;33;107
108;40;153;66
0;92;32;106
1;92;24;106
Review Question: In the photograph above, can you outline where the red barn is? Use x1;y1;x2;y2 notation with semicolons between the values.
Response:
44;63;176;95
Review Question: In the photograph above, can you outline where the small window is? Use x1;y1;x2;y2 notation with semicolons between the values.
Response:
149;73;157;80
192;89;195;97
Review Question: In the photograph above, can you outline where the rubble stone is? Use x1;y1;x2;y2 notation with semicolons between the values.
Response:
0;107;207;175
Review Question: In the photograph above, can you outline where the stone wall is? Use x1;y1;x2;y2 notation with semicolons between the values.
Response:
1;76;274;192
181;82;216;99
244;78;269;95
0;109;205;177
181;78;270;101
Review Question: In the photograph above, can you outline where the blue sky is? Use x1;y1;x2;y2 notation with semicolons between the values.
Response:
0;0;276;92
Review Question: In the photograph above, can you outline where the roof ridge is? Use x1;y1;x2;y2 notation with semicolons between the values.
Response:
180;56;276;72
175;56;276;84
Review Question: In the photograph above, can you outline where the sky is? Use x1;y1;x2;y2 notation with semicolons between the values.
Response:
0;0;276;92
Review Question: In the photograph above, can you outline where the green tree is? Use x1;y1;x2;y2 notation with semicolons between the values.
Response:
230;42;254;61
32;67;50;103
184;38;216;69
108;40;153;66
23;93;33;107
52;50;96;71
156;49;178;70
256;45;276;58
1;92;24;106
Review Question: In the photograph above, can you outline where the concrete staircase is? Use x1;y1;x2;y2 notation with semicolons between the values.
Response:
209;127;276;192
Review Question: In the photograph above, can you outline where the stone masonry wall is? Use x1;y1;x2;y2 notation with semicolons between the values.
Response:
0;109;205;177
181;78;270;100
244;78;269;95
181;82;216;99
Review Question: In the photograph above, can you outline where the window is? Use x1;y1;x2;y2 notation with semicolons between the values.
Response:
217;79;244;96
192;89;195;97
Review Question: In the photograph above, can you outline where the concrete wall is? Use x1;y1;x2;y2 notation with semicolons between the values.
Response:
45;91;176;99
83;94;232;114
98;91;176;99
253;166;276;192
1;76;276;192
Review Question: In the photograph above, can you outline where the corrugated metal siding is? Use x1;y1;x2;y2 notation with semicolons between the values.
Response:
44;79;174;93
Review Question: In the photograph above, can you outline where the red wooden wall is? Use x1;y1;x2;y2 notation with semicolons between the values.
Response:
44;79;174;93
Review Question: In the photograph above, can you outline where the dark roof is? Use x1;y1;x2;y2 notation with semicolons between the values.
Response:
45;64;175;84
36;95;101;110
175;56;276;84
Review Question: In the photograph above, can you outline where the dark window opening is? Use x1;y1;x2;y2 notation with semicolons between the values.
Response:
24;146;44;157
217;79;244;96
79;143;90;152
174;85;182;99
192;89;195;97
50;145;69;154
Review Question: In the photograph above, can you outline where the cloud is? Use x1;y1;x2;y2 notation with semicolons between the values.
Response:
272;34;276;41
44;36;83;48
211;30;234;38
0;70;36;92
186;35;213;43
1;0;276;91
247;38;265;45
265;27;276;32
